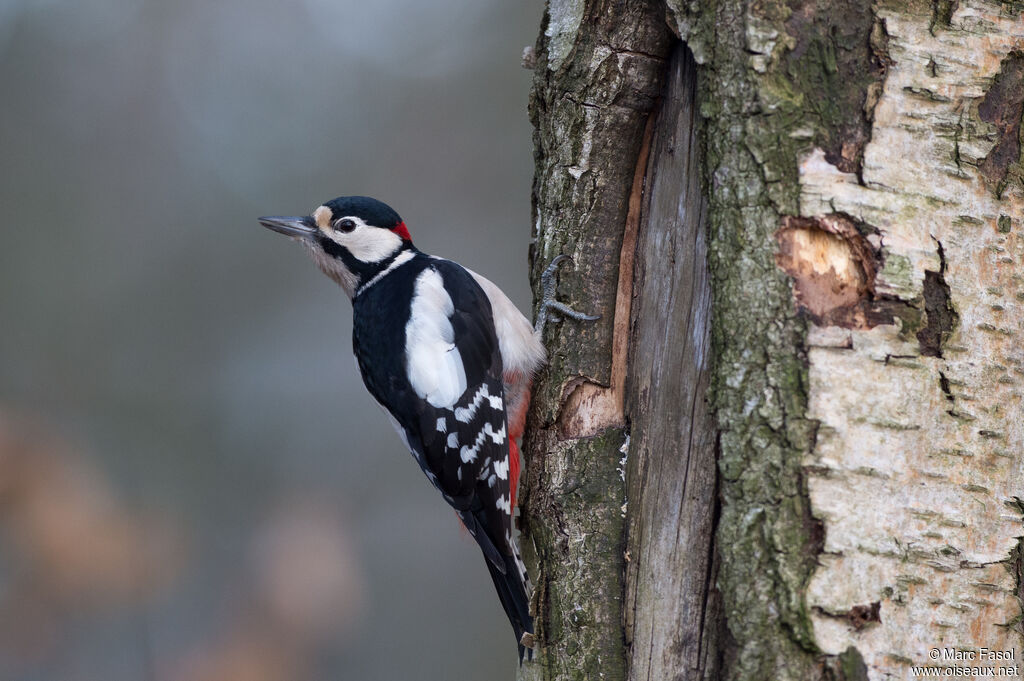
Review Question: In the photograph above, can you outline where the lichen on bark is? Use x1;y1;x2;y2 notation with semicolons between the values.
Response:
667;1;849;678
522;429;630;681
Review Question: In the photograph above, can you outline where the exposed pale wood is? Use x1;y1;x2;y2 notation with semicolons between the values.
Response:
623;45;719;681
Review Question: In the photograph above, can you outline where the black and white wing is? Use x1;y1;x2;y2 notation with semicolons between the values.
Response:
352;257;532;656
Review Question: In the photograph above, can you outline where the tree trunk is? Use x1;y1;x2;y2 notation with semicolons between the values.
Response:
521;2;1024;681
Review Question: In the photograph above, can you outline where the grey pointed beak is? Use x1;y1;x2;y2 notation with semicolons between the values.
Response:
258;215;317;239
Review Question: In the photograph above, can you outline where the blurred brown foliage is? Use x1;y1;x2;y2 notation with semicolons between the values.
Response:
0;413;364;680
168;499;364;681
0;412;183;662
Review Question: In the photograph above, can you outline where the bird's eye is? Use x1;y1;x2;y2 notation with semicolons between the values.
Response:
335;218;357;233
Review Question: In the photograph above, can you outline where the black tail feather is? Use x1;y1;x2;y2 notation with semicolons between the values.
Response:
483;548;534;663
459;500;534;661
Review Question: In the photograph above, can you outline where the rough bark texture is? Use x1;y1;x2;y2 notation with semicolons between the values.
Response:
523;0;1024;680
520;2;678;680
665;2;837;678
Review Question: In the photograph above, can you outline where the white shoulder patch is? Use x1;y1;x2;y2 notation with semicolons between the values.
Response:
465;269;546;376
406;268;468;408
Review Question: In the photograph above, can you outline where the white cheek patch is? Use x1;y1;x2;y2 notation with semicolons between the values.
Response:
406;268;467;408
323;215;404;263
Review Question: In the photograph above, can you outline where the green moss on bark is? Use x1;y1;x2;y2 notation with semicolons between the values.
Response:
665;1;888;679
741;0;889;210
701;7;823;669
529;0;897;678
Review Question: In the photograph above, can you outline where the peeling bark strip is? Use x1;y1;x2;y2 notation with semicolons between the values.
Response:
555;112;654;440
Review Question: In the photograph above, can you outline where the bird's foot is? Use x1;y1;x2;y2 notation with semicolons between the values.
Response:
535;255;600;337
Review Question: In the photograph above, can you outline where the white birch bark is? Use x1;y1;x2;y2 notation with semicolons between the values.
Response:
795;2;1024;676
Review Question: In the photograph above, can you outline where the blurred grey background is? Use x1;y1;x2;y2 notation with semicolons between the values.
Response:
0;0;544;679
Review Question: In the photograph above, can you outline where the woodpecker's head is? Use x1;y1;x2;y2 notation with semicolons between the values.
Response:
259;195;414;297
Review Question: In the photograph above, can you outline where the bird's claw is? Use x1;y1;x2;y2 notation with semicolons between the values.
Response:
535;255;600;337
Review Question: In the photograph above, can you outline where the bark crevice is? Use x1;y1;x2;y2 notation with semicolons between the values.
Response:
526;2;1024;680
916;241;958;358
977;50;1024;195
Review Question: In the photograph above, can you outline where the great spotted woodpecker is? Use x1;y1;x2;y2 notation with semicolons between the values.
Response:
259;195;595;660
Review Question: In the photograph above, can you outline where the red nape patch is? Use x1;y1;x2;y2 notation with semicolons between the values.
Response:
392;221;412;241
509;439;521;511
